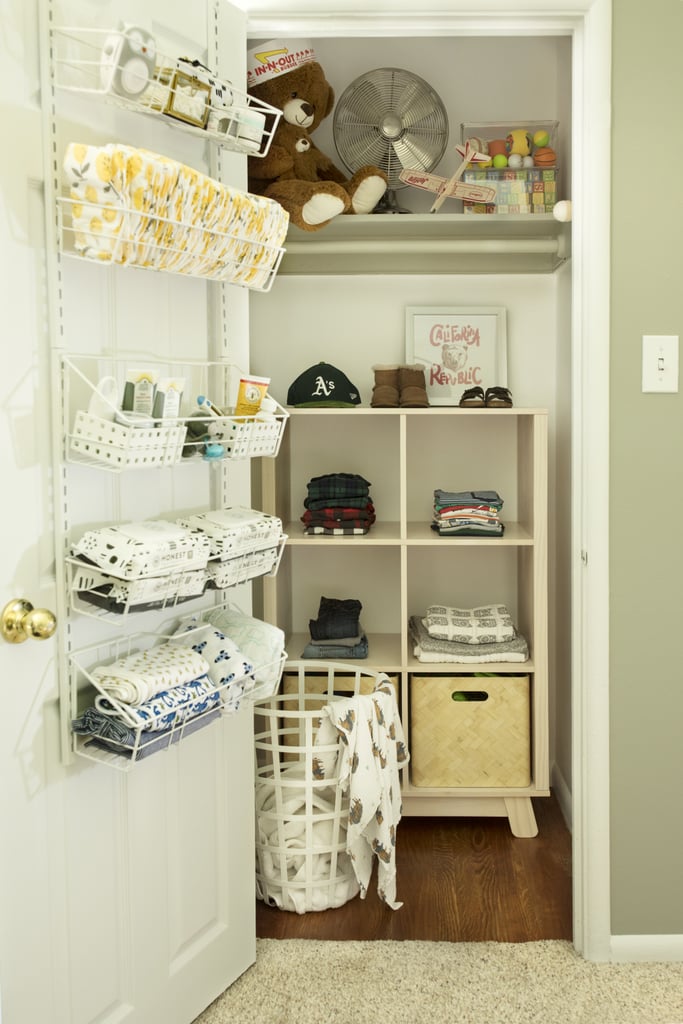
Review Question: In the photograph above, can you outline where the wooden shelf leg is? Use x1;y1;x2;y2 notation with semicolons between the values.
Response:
504;797;538;837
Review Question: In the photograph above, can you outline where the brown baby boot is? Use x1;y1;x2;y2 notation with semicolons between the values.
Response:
371;364;400;407
398;364;429;407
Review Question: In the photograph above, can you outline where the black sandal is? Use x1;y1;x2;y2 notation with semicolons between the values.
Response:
485;386;513;407
459;386;486;407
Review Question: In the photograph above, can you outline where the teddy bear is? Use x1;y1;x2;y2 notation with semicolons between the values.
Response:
246;43;388;231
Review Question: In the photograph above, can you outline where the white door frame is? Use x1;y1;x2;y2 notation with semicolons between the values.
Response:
243;0;612;960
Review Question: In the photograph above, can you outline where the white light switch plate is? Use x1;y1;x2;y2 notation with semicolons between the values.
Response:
642;334;679;393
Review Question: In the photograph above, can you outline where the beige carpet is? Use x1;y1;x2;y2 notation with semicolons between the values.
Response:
194;938;683;1024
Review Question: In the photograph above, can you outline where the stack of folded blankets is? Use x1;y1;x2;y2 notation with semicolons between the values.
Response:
302;597;368;659
71;626;255;761
301;473;375;536
409;603;529;663
72;608;287;760
431;489;504;537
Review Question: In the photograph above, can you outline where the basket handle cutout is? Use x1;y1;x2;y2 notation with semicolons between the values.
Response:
451;690;489;702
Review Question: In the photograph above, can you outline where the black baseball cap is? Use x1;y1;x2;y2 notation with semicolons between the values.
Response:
287;362;362;407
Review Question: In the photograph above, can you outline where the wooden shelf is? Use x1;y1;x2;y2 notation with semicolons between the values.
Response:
279;213;571;276
260;407;549;834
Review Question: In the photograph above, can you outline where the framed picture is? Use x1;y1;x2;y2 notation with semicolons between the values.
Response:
405;306;508;406
165;69;211;128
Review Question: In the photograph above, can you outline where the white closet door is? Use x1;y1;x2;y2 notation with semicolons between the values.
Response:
0;1;256;1021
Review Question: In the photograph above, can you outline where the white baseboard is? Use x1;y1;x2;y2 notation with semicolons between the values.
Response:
550;762;572;832
610;934;683;963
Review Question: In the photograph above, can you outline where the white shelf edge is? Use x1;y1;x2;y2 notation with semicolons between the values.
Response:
279;214;571;275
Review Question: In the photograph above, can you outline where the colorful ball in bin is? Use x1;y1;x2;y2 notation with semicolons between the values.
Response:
533;146;557;167
492;153;508;168
506;129;531;156
487;139;507;159
533;129;550;148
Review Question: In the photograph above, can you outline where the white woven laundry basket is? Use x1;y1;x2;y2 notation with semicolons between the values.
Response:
253;660;390;914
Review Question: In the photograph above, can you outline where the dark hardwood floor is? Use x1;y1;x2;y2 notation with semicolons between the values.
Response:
256;794;572;942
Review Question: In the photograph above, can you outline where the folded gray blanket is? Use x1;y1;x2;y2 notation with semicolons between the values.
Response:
409;616;529;663
72;706;220;760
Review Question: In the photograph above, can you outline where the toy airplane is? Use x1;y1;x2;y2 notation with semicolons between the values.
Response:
399;141;496;212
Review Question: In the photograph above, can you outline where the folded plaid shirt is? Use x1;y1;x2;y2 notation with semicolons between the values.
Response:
306;473;371;503
302;505;375;524
304;525;370;535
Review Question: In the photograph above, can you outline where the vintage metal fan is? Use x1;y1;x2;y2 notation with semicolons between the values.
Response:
333;67;449;212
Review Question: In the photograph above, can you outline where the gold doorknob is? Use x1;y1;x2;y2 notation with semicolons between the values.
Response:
1;599;57;643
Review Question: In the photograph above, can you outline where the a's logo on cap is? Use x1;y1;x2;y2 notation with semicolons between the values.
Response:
312;376;335;398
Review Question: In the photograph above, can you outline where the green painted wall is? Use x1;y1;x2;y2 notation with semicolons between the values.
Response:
610;0;683;935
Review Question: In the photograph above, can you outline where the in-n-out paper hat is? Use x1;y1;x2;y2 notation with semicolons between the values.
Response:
246;39;317;89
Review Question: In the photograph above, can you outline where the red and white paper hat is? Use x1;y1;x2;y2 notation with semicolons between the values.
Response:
246;39;317;88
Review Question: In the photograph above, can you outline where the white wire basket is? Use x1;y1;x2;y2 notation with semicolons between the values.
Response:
63;355;289;471
253;660;392;914
57;195;286;293
70;626;286;771
51;25;282;158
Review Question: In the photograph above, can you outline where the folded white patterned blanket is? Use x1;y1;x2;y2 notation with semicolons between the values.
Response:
409;615;529;663
204;607;285;700
423;603;515;644
63;141;289;288
95;674;221;732
91;642;210;704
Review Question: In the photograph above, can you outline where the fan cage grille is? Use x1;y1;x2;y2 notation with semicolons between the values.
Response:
333;67;449;190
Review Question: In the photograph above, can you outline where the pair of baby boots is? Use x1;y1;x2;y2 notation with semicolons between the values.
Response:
371;364;429;408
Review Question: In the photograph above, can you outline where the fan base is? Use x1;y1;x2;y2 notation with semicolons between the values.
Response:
372;190;412;214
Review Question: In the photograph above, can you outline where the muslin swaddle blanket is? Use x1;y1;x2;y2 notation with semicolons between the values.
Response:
314;676;409;910
91;642;209;704
424;604;516;645
172;620;254;711
63;142;289;289
95;675;221;732
204;607;285;700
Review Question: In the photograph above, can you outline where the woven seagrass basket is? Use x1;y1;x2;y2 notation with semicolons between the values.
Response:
410;675;530;788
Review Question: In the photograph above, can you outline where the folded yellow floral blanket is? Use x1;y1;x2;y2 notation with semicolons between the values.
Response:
63;141;289;289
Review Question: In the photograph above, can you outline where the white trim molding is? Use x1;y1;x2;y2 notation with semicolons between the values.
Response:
243;0;613;963
610;935;683;965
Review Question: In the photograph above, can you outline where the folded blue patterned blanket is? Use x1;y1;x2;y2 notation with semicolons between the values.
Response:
73;706;220;761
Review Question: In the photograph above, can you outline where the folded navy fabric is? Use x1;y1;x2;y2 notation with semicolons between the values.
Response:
309;597;362;640
302;635;368;659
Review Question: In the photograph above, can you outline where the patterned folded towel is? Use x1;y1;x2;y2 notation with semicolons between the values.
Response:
424;604;515;644
409;616;529;663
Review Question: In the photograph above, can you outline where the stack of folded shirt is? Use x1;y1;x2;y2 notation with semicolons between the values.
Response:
302;597;368;659
301;473;375;536
409;603;529;663
431;489;504;537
